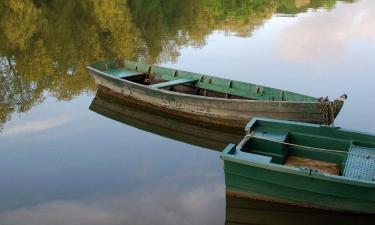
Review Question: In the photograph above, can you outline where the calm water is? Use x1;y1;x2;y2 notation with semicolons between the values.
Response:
1;0;375;224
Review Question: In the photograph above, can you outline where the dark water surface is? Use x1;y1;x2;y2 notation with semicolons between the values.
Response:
1;0;375;224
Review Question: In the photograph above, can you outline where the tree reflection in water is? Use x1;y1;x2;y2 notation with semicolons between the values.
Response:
0;0;353;130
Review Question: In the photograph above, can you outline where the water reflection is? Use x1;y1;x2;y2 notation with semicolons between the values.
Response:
0;0;355;130
89;87;243;151
1;0;374;224
278;0;375;64
0;93;226;223
0;170;225;225
226;195;375;225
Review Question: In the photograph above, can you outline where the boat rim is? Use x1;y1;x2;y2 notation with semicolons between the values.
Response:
245;117;375;138
221;144;375;187
87;65;326;104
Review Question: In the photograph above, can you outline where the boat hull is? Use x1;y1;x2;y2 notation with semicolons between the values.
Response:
88;69;338;128
223;159;375;214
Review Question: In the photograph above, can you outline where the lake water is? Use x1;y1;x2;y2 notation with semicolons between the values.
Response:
1;0;375;224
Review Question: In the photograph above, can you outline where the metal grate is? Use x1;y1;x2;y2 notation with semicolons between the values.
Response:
343;145;375;181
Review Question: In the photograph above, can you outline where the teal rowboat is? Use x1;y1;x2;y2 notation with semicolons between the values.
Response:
221;118;375;214
87;59;346;128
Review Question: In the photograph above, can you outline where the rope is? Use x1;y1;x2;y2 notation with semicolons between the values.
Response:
321;101;334;125
245;132;375;159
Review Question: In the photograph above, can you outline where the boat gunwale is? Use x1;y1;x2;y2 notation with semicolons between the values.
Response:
87;65;323;104
221;144;375;187
245;117;375;141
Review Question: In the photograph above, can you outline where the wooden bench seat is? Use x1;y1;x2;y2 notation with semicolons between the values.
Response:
150;78;198;89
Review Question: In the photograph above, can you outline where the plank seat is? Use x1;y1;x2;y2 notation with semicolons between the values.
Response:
343;144;375;181
150;78;198;89
236;151;272;163
105;68;143;78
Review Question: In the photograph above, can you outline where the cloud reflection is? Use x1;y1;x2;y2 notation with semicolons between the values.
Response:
0;117;71;137
278;0;375;63
0;181;224;225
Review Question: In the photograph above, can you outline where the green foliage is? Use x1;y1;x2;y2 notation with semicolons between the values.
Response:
0;0;138;129
0;0;351;130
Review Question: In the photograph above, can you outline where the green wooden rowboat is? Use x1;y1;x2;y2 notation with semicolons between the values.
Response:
87;59;346;128
221;118;375;214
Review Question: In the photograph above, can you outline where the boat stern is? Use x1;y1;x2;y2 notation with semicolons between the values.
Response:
333;94;347;119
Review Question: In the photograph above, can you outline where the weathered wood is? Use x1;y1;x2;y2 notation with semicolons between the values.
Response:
150;78;198;89
87;59;345;127
285;155;340;175
105;68;143;78
226;80;233;99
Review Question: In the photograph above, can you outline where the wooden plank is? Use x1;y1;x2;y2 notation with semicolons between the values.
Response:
105;68;143;78
150;78;198;89
285;155;340;175
157;74;282;100
154;71;318;101
123;60;150;73
151;66;176;77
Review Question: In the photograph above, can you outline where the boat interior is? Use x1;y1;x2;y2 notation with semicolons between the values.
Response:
91;60;319;102
235;123;375;181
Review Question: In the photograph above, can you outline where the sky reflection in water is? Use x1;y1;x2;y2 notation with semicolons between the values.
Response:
0;0;375;224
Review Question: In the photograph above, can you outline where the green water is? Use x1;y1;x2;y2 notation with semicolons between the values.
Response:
0;0;375;224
